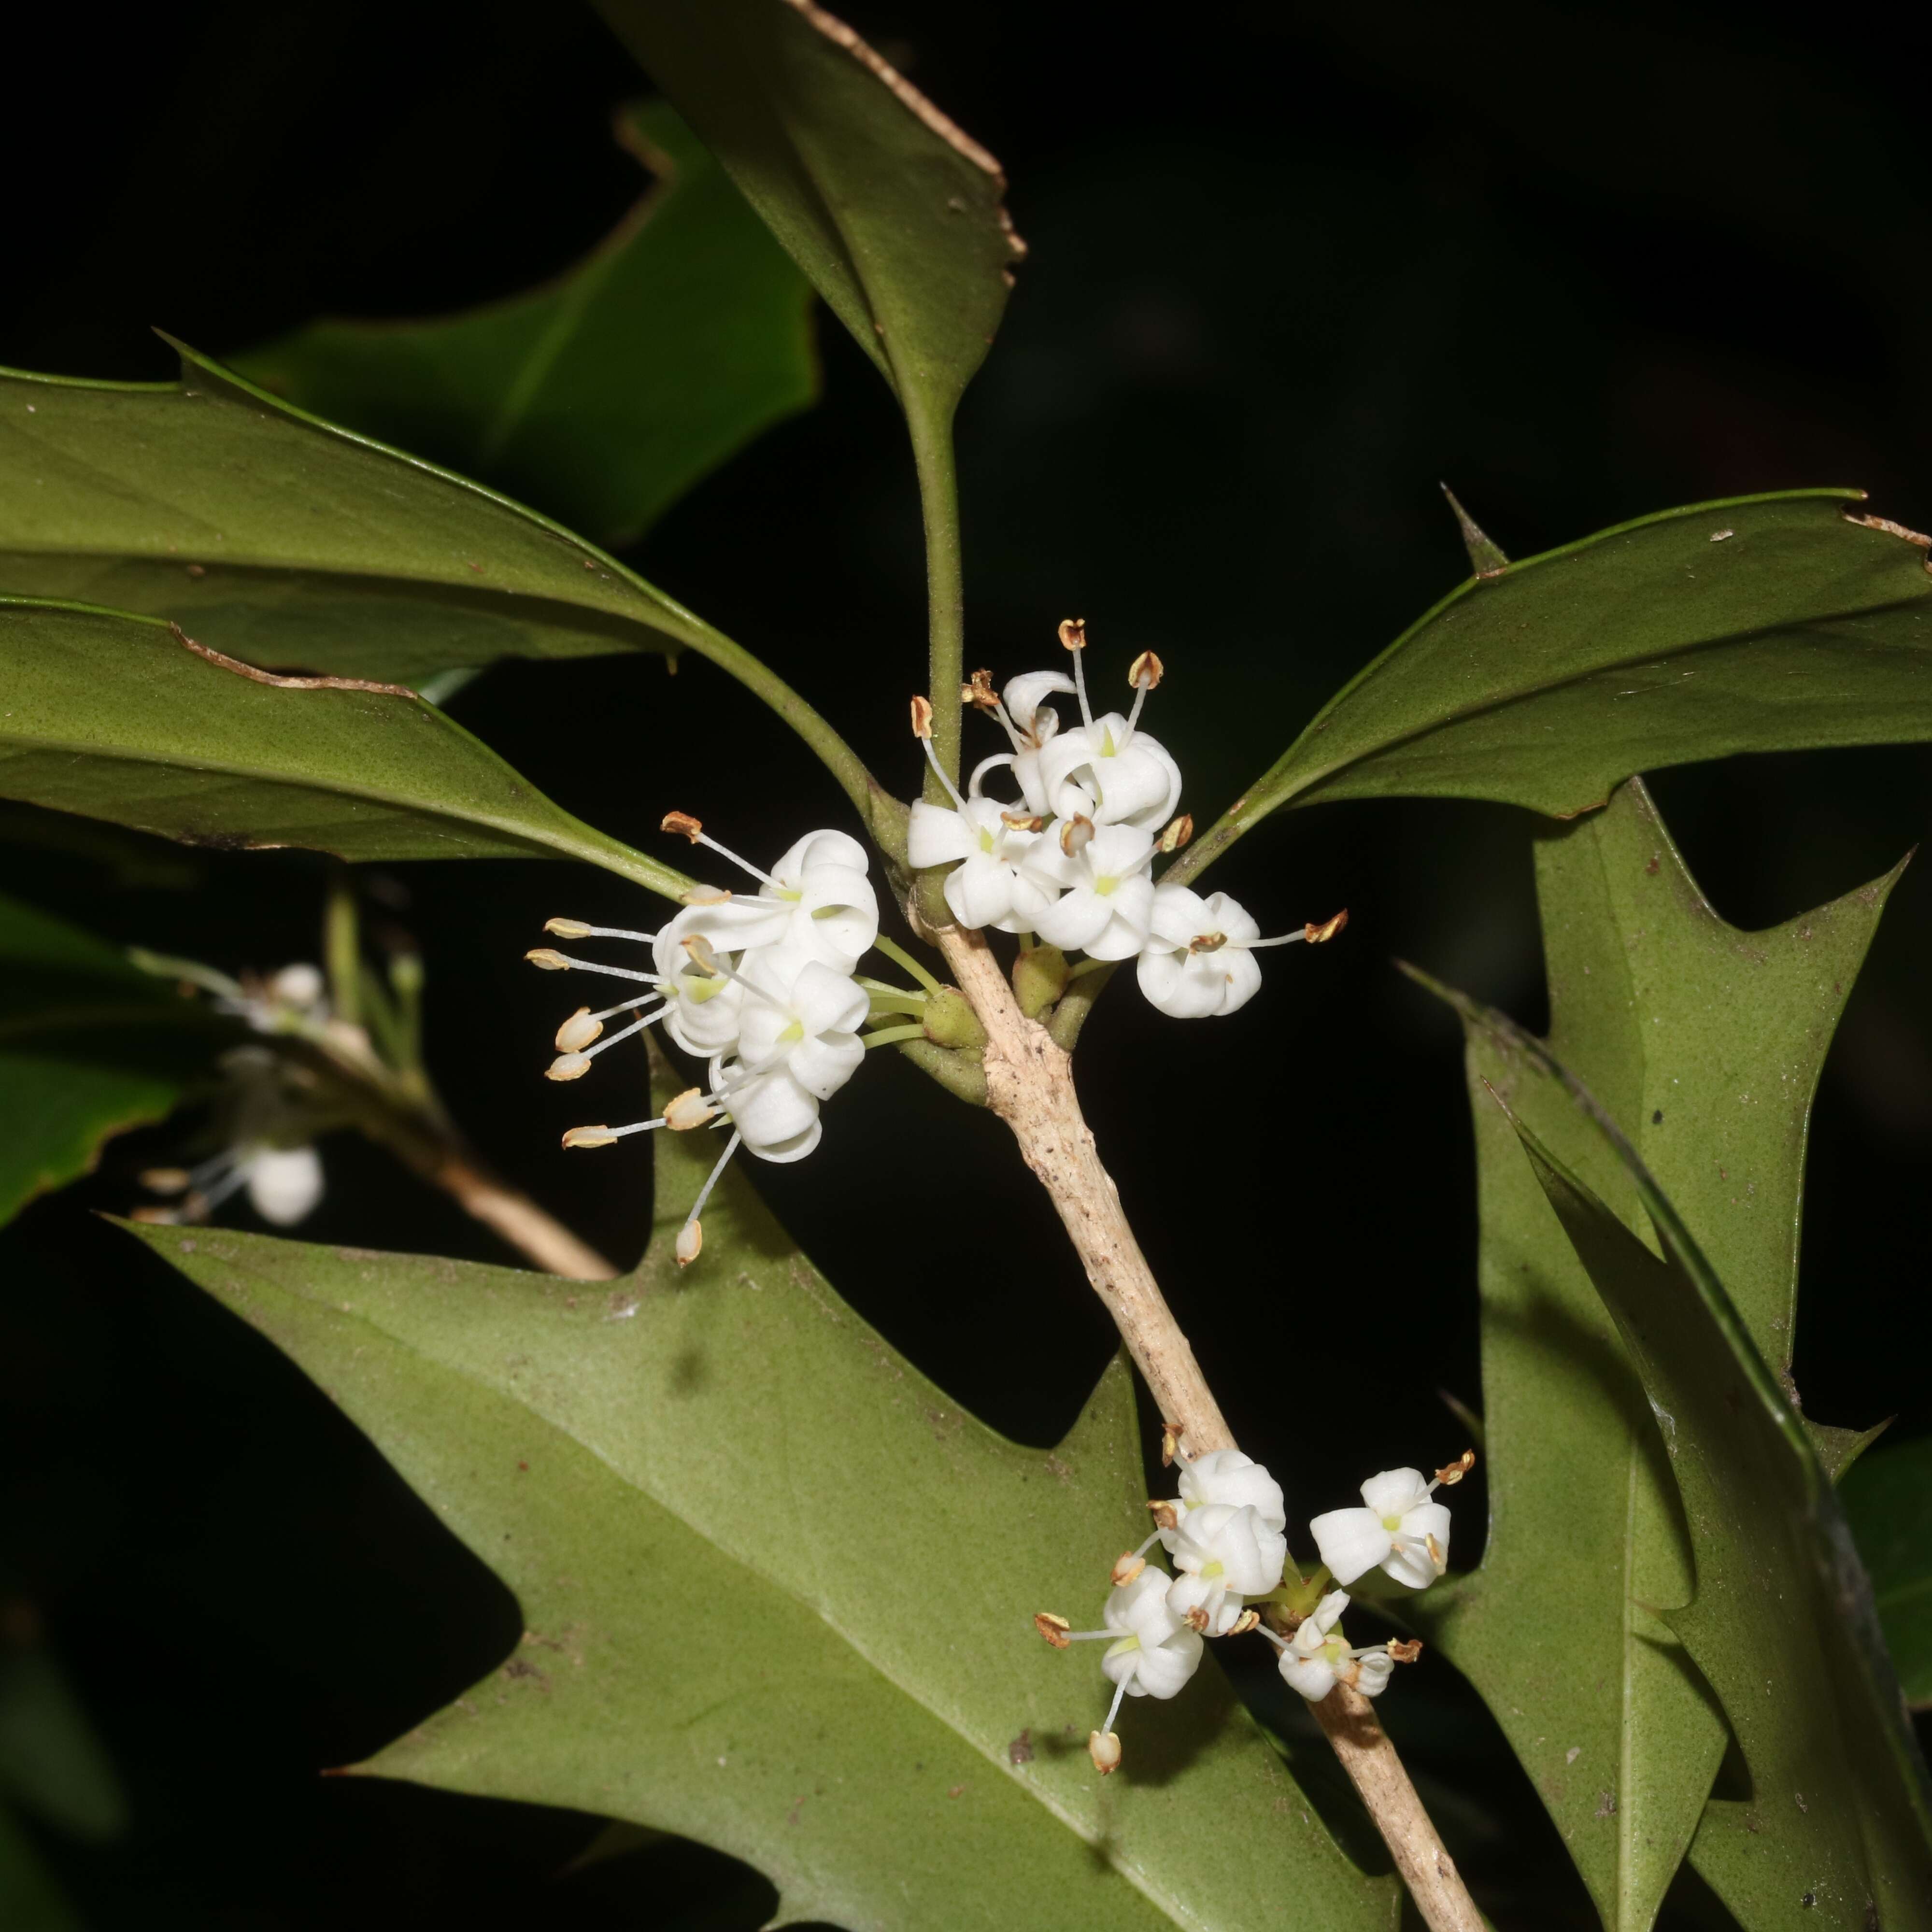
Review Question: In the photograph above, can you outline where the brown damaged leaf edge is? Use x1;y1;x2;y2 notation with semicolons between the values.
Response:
786;0;1028;269
1842;506;1932;569
171;624;419;698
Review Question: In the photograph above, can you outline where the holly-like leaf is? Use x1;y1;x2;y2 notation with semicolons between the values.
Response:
1488;1048;1932;1929
235;101;818;549
1172;493;1932;887
0;342;716;684
128;1051;1394;1932
1840;1437;1932;1710
597;0;1023;429
0;887;222;1227
0;597;688;897
1406;777;1906;1932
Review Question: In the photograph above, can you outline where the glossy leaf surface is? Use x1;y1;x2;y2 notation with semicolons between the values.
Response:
1841;1436;1932;1709
0;343;714;683
130;1051;1392;1932
1411;778;1903;1931
0;888;215;1226
596;0;1023;426
1495;1061;1932;1928
0;598;688;898
1174;493;1932;886
236;102;817;548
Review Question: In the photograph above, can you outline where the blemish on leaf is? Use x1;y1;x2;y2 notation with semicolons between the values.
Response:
1007;1729;1034;1765
1594;1790;1618;1818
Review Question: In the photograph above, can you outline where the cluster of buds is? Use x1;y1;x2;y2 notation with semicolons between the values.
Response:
910;622;1347;1017
1037;1433;1474;1774
530;818;882;1265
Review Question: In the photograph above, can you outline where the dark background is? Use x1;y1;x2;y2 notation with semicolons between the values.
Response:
4;0;1930;1924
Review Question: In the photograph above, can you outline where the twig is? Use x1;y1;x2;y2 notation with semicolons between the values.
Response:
930;917;1483;1932
417;1146;615;1281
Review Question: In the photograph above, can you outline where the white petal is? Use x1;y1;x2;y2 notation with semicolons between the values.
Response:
1178;1450;1287;1534
1106;1567;1181;1644
1216;950;1264;1016
1310;1589;1351;1634
1086;821;1155;877
1352;1650;1395;1697
1279;1652;1336;1702
1004;669;1075;731
1359;1468;1430;1518
718;1062;820;1153
1033;886;1115;951
1136;947;1222;1018
907;800;974;867
1308;1507;1394;1587
1146;882;1210;949
1197;891;1260;947
944;853;1017;931
772;828;868;884
1133;1629;1204;1699
989;867;1060;936
244;1146;323;1225
1382;1542;1441;1591
789;1030;864;1100
791;960;869;1038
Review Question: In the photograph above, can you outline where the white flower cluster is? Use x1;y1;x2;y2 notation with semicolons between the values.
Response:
136;962;335;1229
909;622;1346;1016
530;816;881;1265
1037;1435;1473;1773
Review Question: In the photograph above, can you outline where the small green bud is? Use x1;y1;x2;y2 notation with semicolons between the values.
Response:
1012;943;1069;1019
922;986;987;1052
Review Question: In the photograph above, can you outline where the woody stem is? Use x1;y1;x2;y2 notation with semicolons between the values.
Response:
927;915;1482;1932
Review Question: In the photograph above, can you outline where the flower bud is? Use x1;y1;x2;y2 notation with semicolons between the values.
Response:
1012;942;1069;1019
561;1125;618;1149
922;986;988;1052
554;1009;602;1052
544;918;595;938
546;1053;592;1081
1087;1730;1122;1775
676;1219;703;1266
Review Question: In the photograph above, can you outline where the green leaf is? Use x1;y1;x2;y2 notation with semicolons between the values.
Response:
128;1049;1394;1932
1408;776;1905;1932
0;1804;82;1932
1172;492;1932;887
0;341;712;684
0;887;218;1226
0;597;688;898
1490;1049;1932;1929
1840;1437;1932;1710
596;0;1022;426
234;102;818;549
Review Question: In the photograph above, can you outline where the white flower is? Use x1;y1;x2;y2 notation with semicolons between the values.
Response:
1137;886;1266;1018
659;823;879;971
1166;1500;1287;1600
708;1053;824;1162
1098;1568;1204;1701
997;669;1076;816
241;1145;325;1225
1165;1570;1250;1637
1024;821;1157;959
734;957;870;1101
907;794;1058;933
1038;713;1181;830
1309;1465;1460;1591
1264;1590;1416;1703
1177;1449;1287;1535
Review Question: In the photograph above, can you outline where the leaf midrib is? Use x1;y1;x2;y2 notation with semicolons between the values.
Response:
227;1250;1207;1932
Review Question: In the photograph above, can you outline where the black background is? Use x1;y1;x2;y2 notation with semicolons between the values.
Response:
4;0;1930;1924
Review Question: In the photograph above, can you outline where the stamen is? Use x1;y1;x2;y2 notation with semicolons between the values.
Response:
1058;617;1094;728
1060;813;1094;858
1088;1728;1122;1775
525;949;665;985
680;936;788;1011
138;1167;193;1195
1123;651;1163;739
961;668;999;711
1387;1639;1424;1663
1034;1613;1072;1648
917;732;969;813
1430;1449;1477;1491
1238;931;1310;952
677;1130;743;1268
1160;1420;1186;1468
661;811;773;885
547;1005;667;1076
544;917;659;943
1156;813;1193;854
1100;1676;1128;1739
